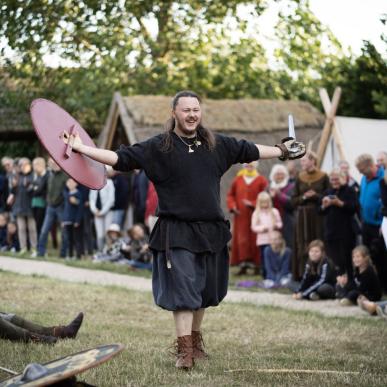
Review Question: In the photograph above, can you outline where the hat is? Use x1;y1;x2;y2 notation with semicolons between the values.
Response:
106;223;121;235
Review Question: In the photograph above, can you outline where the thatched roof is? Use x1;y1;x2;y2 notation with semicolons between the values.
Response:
122;95;324;133
0;107;32;138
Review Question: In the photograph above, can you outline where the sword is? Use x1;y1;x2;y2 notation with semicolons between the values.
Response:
288;114;296;140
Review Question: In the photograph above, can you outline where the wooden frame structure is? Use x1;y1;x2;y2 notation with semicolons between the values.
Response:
316;87;345;167
98;92;137;149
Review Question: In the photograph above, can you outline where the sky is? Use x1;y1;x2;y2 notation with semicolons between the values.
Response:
253;0;386;59
309;0;386;54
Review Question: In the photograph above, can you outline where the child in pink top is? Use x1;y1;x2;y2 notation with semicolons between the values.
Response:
251;191;283;277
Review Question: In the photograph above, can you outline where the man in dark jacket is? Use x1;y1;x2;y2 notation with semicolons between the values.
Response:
37;158;68;257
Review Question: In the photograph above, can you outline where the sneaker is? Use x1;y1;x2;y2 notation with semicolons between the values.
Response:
309;292;320;301
262;279;275;289
340;298;353;306
18;248;27;255
30;250;37;258
376;305;387;320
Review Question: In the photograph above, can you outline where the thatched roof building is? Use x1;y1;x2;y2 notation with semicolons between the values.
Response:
0;107;34;141
100;92;324;215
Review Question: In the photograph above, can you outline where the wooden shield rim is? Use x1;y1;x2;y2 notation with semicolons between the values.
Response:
0;343;124;386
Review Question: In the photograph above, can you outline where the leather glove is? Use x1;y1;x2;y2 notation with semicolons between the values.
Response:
275;137;306;161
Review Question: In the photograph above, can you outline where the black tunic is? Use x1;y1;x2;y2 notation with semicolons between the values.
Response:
353;265;382;301
114;132;260;253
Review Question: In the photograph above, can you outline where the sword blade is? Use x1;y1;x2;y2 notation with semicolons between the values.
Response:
288;114;296;140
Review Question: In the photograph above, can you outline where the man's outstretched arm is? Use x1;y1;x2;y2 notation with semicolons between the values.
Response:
256;138;306;161
255;144;282;160
61;131;118;166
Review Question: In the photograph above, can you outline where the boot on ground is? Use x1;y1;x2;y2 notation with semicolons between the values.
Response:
29;332;57;344
192;330;208;360
52;312;84;339
174;335;194;369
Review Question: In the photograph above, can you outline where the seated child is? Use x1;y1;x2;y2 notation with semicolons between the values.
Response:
93;223;124;262
338;245;382;307
121;224;152;270
356;298;387;319
263;230;291;288
293;239;336;301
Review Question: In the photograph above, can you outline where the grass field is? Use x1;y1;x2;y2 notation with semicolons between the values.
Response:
0;250;286;293
1;270;386;386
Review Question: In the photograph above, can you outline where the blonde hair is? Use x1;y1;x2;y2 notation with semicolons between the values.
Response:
352;245;372;267
355;154;373;167
255;191;272;211
253;191;277;225
305;151;318;164
270;230;286;256
32;157;46;168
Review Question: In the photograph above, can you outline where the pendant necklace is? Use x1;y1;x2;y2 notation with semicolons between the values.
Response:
175;132;201;153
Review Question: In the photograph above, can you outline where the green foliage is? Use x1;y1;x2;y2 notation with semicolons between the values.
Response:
0;0;386;140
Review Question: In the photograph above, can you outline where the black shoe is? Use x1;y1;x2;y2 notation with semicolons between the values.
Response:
235;267;247;276
53;312;84;339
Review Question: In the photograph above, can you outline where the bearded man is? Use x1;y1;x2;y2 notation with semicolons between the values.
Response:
62;90;305;370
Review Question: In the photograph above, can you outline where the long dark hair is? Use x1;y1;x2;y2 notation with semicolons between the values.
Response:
160;90;216;152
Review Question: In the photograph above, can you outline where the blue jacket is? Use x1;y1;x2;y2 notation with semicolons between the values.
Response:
359;167;384;226
62;189;83;224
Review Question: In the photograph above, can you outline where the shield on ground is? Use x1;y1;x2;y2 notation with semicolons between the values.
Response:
0;343;124;386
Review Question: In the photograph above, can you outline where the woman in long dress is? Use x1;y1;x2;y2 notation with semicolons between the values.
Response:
291;152;329;280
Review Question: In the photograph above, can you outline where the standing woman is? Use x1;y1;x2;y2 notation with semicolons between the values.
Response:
227;161;268;275
268;163;295;249
319;168;357;277
31;157;48;240
291;152;329;280
12;158;38;257
89;173;115;251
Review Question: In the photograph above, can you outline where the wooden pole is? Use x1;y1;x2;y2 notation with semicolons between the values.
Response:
224;368;359;375
316;87;342;167
0;365;17;375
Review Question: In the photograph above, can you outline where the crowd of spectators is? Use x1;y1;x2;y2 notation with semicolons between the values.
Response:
0;149;386;316
228;150;387;318
0;156;157;272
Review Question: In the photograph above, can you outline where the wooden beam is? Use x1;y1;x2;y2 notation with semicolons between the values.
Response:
115;94;137;146
331;119;346;161
98;92;120;148
316;87;341;167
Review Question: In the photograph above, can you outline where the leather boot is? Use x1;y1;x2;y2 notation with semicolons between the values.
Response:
192;330;208;360
52;312;84;339
175;335;194;369
28;332;57;344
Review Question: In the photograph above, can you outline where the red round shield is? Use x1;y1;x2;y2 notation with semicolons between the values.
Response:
30;99;106;190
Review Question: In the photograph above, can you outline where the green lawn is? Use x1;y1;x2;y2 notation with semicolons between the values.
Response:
1;271;386;386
